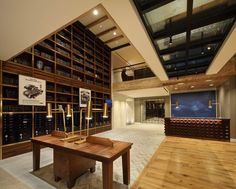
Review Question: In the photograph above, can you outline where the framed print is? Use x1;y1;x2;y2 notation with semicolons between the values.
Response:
19;75;46;106
79;88;91;107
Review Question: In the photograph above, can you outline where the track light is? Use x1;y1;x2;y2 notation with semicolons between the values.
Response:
176;100;179;109
169;36;173;45
208;99;212;109
201;47;204;55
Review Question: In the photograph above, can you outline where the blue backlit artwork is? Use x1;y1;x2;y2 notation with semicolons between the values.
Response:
171;91;216;118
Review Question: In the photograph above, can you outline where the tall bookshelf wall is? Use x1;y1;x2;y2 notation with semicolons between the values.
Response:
0;21;111;159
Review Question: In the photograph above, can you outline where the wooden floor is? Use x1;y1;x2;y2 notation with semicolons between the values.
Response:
131;137;236;189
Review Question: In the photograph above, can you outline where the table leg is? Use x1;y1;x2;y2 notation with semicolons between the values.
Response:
32;143;40;171
122;150;130;185
102;162;113;189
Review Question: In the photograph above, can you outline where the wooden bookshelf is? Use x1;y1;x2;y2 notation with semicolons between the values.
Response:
0;21;111;159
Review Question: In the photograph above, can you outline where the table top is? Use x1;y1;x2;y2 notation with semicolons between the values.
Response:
31;135;132;162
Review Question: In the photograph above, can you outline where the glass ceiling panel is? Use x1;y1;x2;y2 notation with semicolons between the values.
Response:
143;0;187;33
155;32;186;50
192;0;230;15
162;50;186;61
189;43;219;56
133;0;236;78
190;18;234;41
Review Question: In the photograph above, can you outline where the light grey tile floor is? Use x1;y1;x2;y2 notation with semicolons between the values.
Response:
0;123;165;189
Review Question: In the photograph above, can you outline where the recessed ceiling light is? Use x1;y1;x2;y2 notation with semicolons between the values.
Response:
207;46;211;50
206;79;212;82
174;87;178;90
190;85;195;88
209;84;214;87
93;9;98;15
99;25;103;28
113;31;117;36
177;82;184;85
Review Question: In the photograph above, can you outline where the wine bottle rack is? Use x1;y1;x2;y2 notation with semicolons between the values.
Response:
0;19;112;159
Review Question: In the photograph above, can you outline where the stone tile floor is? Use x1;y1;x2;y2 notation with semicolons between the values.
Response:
0;123;165;189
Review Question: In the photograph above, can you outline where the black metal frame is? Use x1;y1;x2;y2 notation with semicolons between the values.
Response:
133;0;236;78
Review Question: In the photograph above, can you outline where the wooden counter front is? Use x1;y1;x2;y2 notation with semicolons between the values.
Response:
165;118;230;141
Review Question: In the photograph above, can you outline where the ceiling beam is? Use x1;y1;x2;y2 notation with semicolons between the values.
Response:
86;15;108;29
159;34;224;55
104;35;124;44
97;26;117;37
111;43;130;51
153;5;236;39
136;0;174;14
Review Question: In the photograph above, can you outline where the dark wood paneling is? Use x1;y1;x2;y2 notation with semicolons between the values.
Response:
165;118;230;141
2;141;32;159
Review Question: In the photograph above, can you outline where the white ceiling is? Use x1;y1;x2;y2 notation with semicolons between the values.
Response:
0;0;235;81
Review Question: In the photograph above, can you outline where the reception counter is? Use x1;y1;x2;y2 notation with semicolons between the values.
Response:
164;118;230;141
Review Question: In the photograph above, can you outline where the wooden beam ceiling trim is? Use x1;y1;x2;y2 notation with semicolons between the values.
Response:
105;35;124;44
97;26;117;37
218;54;236;74
113;55;236;92
113;77;162;91
86;15;108;29
111;43;130;51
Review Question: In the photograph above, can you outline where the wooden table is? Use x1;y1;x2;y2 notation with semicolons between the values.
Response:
31;135;132;189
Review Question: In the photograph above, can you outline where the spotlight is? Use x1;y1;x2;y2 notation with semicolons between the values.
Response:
93;9;98;15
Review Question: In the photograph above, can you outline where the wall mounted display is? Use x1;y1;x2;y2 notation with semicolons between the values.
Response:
79;88;91;107
171;91;216;118
19;75;46;106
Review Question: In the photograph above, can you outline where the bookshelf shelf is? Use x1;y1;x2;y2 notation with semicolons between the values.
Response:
0;19;111;159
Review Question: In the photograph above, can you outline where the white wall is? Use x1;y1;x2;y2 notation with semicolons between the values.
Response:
126;98;135;124
112;92;134;128
218;80;231;118
218;76;236;138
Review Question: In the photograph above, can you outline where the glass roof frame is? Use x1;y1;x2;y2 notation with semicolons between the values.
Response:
133;0;236;78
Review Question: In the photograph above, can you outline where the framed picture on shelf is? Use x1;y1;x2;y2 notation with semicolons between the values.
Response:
79;88;91;107
19;75;46;106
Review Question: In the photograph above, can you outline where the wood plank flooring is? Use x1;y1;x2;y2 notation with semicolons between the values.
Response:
132;137;236;189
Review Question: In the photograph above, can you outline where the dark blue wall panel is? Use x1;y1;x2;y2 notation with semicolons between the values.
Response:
171;91;216;118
